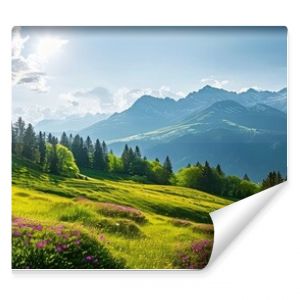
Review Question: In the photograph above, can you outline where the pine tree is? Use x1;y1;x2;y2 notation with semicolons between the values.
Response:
134;146;141;159
102;141;109;170
85;136;94;168
13;117;25;155
121;144;130;173
71;135;83;167
162;156;173;184
243;174;250;181
12;124;17;154
38;131;46;167
195;161;201;167
60;132;69;148
22;123;37;161
163;156;173;175
93;139;105;170
261;171;285;190
49;137;59;174
216;164;224;176
47;133;53;143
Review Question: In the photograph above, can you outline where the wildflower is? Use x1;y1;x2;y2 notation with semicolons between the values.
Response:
85;255;94;262
35;225;43;231
36;240;48;249
74;240;81;245
12;230;22;237
55;244;64;253
99;234;105;241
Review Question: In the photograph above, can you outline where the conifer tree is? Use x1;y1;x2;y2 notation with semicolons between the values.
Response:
48;136;59;174
216;164;224;176
22;123;37;161
13;117;25;155
60;132;69;148
38;131;46;167
163;156;173;175
93;139;105;170
243;174;250;181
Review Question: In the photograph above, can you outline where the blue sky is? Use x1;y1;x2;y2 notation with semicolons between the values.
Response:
12;27;287;123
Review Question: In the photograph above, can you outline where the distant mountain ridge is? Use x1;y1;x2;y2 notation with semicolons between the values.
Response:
108;100;287;181
79;85;287;141
35;113;109;135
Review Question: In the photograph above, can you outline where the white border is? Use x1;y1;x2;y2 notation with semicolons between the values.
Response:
0;1;299;299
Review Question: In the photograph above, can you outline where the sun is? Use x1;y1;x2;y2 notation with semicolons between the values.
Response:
36;37;68;60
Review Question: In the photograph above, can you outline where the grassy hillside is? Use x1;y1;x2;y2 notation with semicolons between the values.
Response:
12;157;232;269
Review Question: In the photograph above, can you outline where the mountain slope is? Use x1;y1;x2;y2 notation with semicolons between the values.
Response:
12;157;231;268
109;101;287;181
80;96;181;140
79;86;286;141
35;113;109;135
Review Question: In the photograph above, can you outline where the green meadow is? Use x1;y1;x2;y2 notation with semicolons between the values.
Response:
12;157;233;269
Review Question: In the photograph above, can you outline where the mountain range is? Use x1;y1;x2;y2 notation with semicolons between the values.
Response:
35;112;109;135
79;85;287;141
35;85;287;181
109;100;286;181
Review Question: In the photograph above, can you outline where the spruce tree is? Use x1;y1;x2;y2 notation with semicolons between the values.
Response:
13;117;25;155
22;123;37;161
49;137;59;174
85;136;94;168
93;139;105;170
71;135;83;167
243;174;250;181
102;141;109;170
121;144;130;173
163;156;173;175
216;164;224;176
38;131;46;167
60;132;69;148
134;146;141;159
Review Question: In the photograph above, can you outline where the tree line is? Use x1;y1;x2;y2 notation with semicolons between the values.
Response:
12;117;286;199
12;117;173;184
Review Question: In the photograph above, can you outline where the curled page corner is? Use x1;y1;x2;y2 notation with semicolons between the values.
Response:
208;182;287;266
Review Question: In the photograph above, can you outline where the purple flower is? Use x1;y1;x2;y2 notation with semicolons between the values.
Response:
36;240;48;249
85;255;94;262
74;240;81;245
56;244;63;253
191;240;208;253
34;225;43;231
12;230;22;237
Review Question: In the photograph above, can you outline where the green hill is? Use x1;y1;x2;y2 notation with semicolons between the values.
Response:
12;157;232;269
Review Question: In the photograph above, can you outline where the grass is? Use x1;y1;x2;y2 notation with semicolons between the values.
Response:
12;157;233;269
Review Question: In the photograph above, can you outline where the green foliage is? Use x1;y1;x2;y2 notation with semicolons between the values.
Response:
12;217;125;269
12;157;233;268
22;123;39;162
261;171;285;190
108;152;124;173
176;166;203;189
46;143;79;177
176;162;259;200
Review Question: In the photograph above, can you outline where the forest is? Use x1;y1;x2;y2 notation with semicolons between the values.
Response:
12;117;285;200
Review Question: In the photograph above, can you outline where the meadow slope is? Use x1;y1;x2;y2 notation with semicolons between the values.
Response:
12;158;233;269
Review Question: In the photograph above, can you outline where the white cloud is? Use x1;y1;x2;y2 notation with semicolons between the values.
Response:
12;27;68;93
200;76;229;89
13;84;187;124
59;85;186;115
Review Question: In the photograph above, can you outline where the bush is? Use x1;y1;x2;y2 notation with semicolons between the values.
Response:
12;217;125;269
97;203;147;224
96;219;143;238
173;239;213;269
